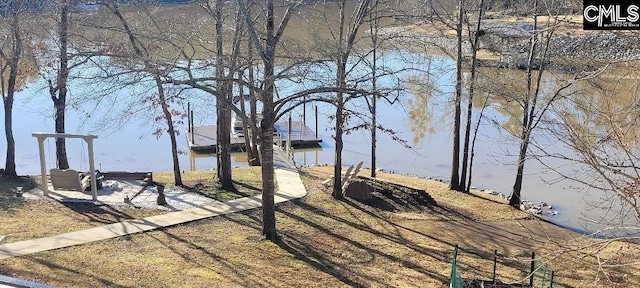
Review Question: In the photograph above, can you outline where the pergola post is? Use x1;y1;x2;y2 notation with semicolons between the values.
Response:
86;137;97;201
36;135;48;197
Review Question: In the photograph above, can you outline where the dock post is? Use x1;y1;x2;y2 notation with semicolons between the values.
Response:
190;110;194;144
287;114;292;153
315;105;318;138
187;102;191;132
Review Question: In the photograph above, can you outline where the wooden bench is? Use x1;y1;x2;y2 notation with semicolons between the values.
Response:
50;168;91;192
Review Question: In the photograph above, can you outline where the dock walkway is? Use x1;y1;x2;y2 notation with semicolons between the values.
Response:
187;120;321;152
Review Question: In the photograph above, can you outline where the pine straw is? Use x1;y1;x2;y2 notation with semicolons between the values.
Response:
0;167;638;287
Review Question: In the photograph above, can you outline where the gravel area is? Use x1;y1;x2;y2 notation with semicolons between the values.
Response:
24;179;219;211
127;184;220;211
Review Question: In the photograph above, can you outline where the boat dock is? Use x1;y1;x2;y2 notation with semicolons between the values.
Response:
186;120;322;153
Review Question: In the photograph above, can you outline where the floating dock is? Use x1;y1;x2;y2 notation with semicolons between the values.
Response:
186;120;322;153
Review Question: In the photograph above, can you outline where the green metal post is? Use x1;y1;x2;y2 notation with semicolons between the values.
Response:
529;252;535;287
493;249;497;283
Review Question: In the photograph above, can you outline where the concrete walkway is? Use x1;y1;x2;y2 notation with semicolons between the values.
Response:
0;146;305;260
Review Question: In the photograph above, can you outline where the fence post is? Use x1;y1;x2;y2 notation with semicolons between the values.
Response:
493;249;498;283
550;271;554;288
450;245;463;288
529;251;536;287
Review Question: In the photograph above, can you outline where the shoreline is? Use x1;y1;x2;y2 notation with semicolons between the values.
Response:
382;21;640;73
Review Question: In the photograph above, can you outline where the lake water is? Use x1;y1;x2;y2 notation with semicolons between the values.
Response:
0;51;635;237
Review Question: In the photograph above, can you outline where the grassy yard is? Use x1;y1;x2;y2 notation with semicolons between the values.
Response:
0;167;638;287
0;175;166;244
154;167;263;201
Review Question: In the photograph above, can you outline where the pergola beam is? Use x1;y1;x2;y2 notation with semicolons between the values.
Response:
32;132;99;201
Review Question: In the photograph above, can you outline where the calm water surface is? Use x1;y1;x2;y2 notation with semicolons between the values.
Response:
0;52;634;236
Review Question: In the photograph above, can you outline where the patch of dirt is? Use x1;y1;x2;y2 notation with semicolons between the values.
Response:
350;179;437;213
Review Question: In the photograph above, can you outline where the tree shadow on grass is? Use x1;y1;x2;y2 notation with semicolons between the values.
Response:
60;202;140;226
297;170;324;181
2;255;125;287
232;180;260;194
149;214;287;288
277;206;450;285
180;181;255;202
338;189;589;287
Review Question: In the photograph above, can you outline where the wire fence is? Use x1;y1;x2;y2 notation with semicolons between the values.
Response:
450;245;563;288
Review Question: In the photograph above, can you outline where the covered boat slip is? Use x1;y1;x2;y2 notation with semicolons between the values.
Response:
186;120;322;153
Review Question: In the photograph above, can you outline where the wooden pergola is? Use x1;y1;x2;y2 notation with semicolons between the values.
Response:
32;132;99;201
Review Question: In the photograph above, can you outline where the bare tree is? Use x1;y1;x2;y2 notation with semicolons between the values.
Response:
49;0;73;169
246;39;260;165
543;68;640;235
467;3;576;207
211;0;233;189
368;0;380;178
329;0;373;199
450;0;464;191
459;0;484;192
102;0;185;186
239;0;310;240
169;0;371;240
0;1;27;177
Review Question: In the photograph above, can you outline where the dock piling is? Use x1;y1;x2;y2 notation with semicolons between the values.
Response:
187;102;191;132
190;110;194;144
287;114;292;153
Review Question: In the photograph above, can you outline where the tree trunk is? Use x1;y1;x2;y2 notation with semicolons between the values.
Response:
509;135;529;207
3;12;21;177
260;116;276;241
249;78;260;165
449;0;463;191
155;77;183;186
370;4;378;178
54;0;70;170
370;86;376;178
460;0;485;192
510;1;538;208
239;69;256;165
261;0;277;241
332;58;346;199
333;93;344;199
215;0;233;190
4;98;16;177
248;41;260;165
220;79;233;189
467;94;490;192
54;101;69;169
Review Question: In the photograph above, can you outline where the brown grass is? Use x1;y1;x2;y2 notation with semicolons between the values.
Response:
0;167;638;287
0;174;166;244
153;168;262;202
